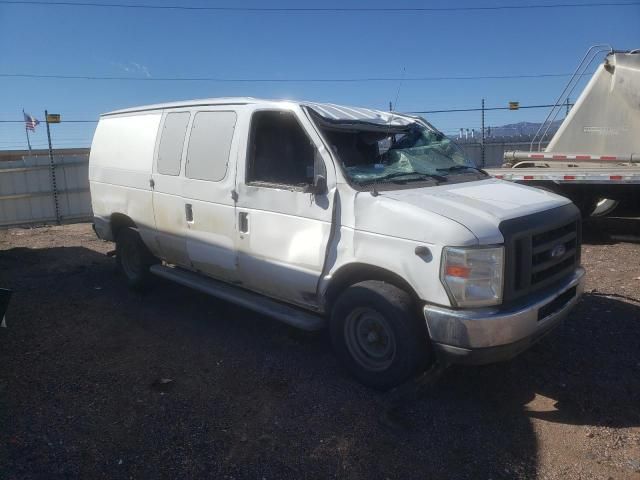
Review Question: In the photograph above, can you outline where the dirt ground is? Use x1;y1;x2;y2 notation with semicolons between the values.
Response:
1;218;639;479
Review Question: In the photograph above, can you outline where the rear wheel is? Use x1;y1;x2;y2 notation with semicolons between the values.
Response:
115;227;157;290
330;281;431;390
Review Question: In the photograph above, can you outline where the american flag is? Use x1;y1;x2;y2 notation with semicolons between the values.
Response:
23;111;40;132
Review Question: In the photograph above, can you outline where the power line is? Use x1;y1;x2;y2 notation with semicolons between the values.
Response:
1;1;638;12
0;72;593;83
410;103;572;113
0;138;92;143
0;119;97;123
0;102;567;126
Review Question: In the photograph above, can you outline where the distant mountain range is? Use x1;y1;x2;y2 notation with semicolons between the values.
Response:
486;120;563;137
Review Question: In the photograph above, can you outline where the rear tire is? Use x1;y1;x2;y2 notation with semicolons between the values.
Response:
115;227;157;290
330;281;431;390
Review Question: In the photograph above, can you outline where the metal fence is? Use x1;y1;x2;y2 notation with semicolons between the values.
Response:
0;153;91;228
458;141;550;168
0;140;548;228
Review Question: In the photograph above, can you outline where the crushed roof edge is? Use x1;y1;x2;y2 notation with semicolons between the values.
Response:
102;97;418;124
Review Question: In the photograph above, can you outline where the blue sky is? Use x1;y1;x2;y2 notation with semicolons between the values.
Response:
1;0;639;150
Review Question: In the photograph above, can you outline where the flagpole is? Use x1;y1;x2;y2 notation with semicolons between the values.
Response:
23;109;32;153
45;109;62;225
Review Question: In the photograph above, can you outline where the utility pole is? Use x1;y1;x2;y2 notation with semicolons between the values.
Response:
566;97;571;117
45;110;61;225
480;98;486;167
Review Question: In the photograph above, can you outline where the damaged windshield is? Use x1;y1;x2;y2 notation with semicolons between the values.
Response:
311;112;483;186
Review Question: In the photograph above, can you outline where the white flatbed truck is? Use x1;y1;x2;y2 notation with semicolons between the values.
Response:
486;46;640;217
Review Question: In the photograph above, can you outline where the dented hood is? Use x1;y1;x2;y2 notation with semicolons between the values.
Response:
354;178;571;245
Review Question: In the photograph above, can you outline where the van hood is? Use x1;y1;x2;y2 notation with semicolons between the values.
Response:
353;178;571;245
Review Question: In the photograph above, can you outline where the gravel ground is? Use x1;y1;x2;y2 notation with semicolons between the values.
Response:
1;219;639;479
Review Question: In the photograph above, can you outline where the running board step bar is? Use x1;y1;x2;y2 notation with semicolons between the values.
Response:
149;264;326;331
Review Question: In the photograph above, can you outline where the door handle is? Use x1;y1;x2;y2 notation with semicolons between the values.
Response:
238;211;249;233
185;203;193;223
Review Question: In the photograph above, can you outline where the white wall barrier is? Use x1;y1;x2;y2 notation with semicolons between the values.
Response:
0;154;91;228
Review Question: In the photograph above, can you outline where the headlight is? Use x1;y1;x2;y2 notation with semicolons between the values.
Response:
440;246;504;307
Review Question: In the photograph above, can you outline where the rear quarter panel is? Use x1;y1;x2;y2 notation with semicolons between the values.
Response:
89;112;162;243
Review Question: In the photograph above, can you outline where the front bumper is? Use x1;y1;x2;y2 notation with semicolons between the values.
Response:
424;267;585;365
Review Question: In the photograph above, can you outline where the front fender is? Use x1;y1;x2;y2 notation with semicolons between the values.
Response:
319;227;453;309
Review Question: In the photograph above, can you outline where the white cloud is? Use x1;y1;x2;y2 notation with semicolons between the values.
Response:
112;61;152;78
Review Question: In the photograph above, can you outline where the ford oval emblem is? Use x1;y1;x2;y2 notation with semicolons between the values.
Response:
550;244;566;258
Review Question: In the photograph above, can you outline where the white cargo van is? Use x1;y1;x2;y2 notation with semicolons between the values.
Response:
89;98;585;389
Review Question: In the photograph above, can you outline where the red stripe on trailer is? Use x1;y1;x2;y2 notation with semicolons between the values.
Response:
523;175;534;180
600;156;617;160
575;155;591;160
564;175;576;180
553;155;567;159
530;154;545;159
494;175;503;179
610;175;623;180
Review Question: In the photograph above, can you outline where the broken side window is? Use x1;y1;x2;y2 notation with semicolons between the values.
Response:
247;110;317;188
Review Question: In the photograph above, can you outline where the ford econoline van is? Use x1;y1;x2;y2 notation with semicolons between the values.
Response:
89;98;585;389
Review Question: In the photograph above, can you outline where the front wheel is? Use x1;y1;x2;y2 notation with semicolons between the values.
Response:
330;281;431;390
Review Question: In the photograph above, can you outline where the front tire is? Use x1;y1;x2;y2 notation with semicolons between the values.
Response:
330;281;431;390
115;227;156;290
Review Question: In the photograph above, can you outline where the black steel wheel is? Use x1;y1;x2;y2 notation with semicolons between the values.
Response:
330;280;431;390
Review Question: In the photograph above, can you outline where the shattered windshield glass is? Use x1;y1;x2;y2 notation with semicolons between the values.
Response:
314;116;480;185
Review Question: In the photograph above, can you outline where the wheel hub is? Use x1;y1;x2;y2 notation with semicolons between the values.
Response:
344;307;396;371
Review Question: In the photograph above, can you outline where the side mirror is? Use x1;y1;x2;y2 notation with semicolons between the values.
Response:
304;174;327;195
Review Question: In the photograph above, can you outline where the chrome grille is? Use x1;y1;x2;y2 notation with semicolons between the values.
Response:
530;222;578;285
500;204;581;304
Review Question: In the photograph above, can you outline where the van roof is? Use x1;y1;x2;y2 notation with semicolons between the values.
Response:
103;97;416;126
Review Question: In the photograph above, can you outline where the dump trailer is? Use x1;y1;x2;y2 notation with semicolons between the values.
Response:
486;46;640;217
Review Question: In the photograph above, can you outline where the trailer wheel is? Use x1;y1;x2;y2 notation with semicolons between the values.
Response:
115;227;157;290
572;195;599;219
532;185;596;220
592;198;620;217
330;281;431;390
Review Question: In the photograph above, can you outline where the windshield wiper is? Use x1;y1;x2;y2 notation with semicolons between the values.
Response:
436;165;487;175
366;171;447;184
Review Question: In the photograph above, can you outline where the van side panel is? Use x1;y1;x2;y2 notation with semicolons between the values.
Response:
89;113;162;246
180;109;240;280
149;110;192;267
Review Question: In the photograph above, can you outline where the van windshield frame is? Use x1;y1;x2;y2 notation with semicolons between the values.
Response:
306;108;485;190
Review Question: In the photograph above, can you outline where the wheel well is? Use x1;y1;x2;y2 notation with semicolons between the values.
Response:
110;213;137;240
323;263;421;314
